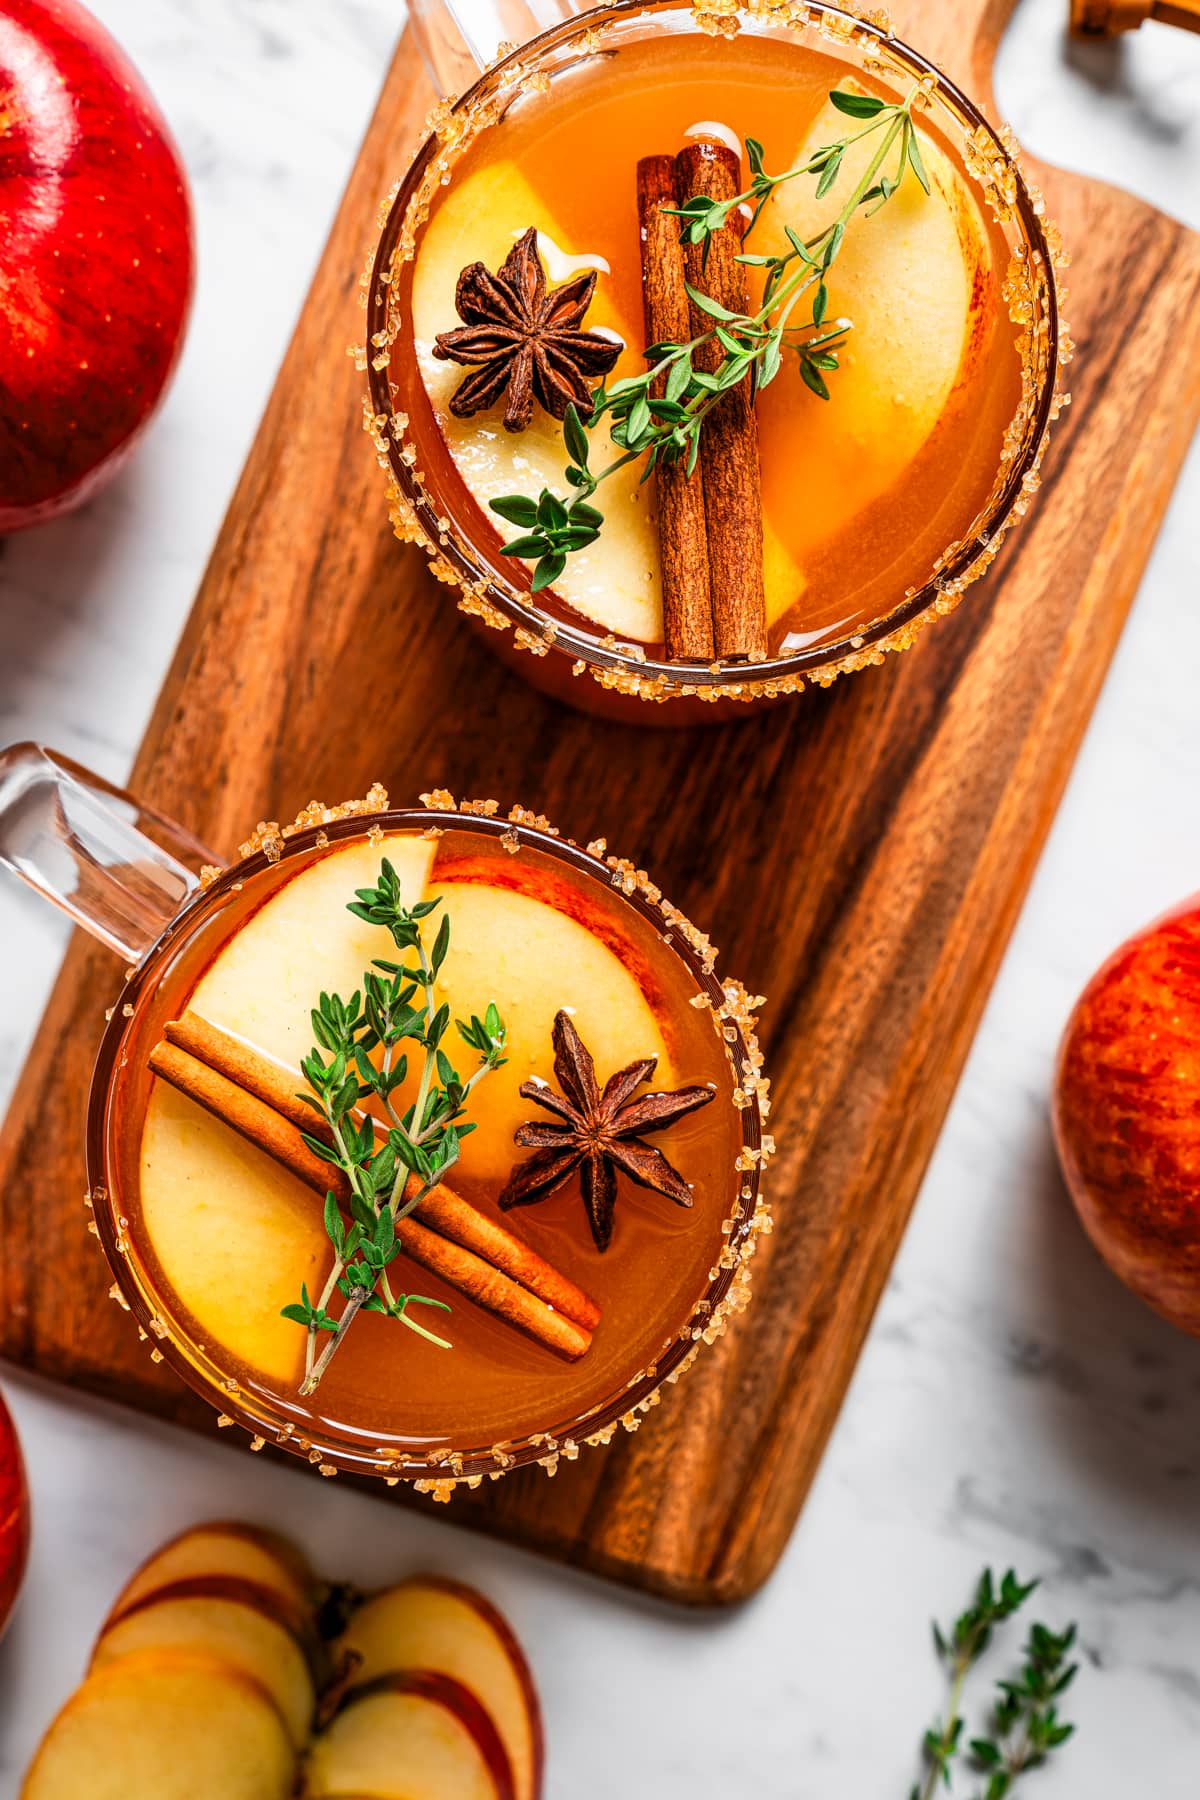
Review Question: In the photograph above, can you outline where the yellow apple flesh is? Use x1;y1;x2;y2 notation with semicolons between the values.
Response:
754;94;994;552
92;1593;314;1748
306;1677;510;1800
140;840;434;1382
189;838;436;1069
411;161;666;644
20;1648;296;1800
415;867;673;1188
335;1579;542;1800
140;1088;325;1384
113;1523;313;1619
411;161;805;643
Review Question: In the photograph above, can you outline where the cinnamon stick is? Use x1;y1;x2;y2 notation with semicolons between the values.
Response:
164;1013;330;1142
675;140;768;662
416;1181;601;1333
152;1016;601;1354
396;1215;592;1361
637;155;714;662
148;1042;348;1201
164;1012;599;1333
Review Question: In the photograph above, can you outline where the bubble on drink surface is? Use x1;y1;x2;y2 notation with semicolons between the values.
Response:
682;119;743;158
523;229;610;284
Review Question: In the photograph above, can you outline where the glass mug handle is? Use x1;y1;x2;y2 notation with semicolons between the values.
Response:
0;743;221;966
408;0;596;92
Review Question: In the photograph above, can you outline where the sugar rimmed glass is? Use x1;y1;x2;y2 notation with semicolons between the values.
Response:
365;0;1066;719
35;782;768;1493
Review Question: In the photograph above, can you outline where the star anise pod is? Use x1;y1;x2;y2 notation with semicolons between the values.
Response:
432;227;622;434
497;1009;715;1251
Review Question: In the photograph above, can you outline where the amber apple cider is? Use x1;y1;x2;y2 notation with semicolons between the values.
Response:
102;823;749;1462
394;23;1023;656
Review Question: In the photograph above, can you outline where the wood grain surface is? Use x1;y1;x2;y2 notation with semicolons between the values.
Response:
2;0;1199;1605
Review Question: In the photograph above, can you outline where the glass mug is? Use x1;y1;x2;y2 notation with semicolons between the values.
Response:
0;744;768;1490
372;0;1065;723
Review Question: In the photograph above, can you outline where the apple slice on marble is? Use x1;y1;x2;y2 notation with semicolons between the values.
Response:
112;1522;314;1620
91;1587;316;1749
20;1648;296;1800
306;1671;515;1800
335;1578;543;1800
753;90;996;553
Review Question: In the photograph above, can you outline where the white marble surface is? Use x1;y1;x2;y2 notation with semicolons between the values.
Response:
1;2;1199;1794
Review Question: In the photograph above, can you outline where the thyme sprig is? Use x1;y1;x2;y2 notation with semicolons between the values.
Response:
281;859;506;1394
490;86;927;595
912;1569;1078;1800
968;1622;1078;1799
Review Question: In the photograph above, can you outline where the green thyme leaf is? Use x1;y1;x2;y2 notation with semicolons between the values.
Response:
829;88;886;117
489;494;539;528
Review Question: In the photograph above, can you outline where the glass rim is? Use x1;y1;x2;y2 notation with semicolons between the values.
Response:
85;803;768;1490
366;0;1063;703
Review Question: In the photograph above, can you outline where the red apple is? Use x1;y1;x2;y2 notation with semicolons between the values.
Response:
1054;895;1200;1333
0;1386;30;1637
0;0;194;530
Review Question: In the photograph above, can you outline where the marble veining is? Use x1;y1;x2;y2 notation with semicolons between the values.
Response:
0;2;1198;1794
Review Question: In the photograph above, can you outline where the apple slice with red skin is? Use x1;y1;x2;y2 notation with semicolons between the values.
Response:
110;1520;315;1621
334;1578;543;1800
0;1389;29;1640
431;850;670;1004
307;1670;515;1800
91;1577;318;1748
20;1646;296;1800
413;864;675;1191
0;0;194;529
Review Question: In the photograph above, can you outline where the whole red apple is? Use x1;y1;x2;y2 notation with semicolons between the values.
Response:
0;1387;29;1636
0;0;194;530
1054;895;1200;1334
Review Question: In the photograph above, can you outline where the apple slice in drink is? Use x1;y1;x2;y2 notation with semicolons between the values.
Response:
140;1090;326;1384
91;1588;316;1748
412;161;666;644
413;161;804;647
336;1579;542;1800
20;1648;296;1800
189;837;436;1069
141;839;436;1382
415;865;674;1188
306;1672;515;1800
753;90;996;557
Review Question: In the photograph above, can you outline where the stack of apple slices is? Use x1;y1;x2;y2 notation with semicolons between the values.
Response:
21;1523;544;1800
314;1578;542;1800
22;1523;315;1800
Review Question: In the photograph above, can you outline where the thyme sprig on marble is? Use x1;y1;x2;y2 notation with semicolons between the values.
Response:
966;1621;1078;1799
490;86;926;593
913;1570;1078;1800
282;859;506;1394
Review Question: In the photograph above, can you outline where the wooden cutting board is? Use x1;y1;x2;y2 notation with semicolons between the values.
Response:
3;1;1198;1606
